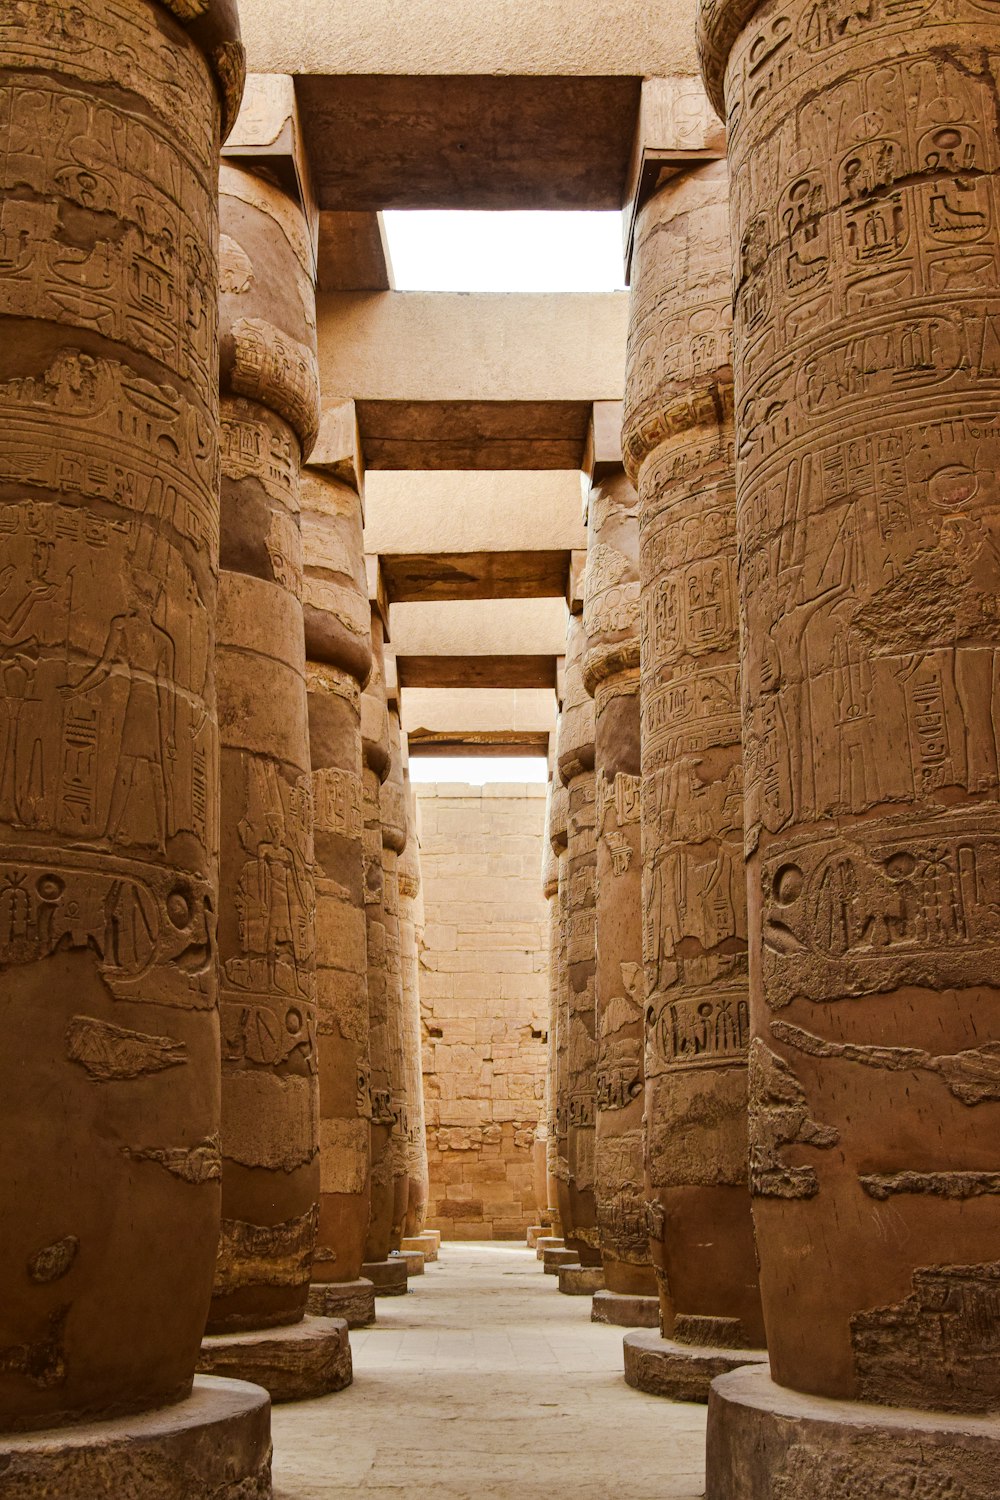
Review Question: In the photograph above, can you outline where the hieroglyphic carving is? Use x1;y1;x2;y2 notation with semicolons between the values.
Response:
748;1040;839;1200
66;1016;188;1081
699;0;1000;1408
123;1136;222;1185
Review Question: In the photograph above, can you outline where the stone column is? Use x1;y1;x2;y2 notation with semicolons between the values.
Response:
380;707;410;1242
696;5;1000;1491
541;788;563;1234
582;471;659;1329
621;160;766;1402
299;419;376;1333
359;611;406;1295
557;617;601;1269
0;3;271;1491
548;761;571;1247
198;165;351;1401
399;774;431;1246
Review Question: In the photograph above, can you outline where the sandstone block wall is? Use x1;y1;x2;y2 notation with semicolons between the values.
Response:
417;784;549;1239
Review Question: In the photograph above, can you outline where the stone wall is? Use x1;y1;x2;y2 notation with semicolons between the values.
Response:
416;784;549;1239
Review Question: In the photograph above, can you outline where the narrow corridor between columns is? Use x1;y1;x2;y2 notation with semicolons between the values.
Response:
271;1244;707;1499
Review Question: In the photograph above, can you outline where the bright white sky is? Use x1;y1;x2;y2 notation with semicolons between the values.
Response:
409;756;548;786
383;210;628;293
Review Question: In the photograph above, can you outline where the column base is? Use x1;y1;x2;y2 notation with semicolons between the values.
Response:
362;1258;409;1296
706;1363;1000;1499
558;1264;606;1296
398;1249;425;1276
543;1248;580;1275
535;1236;564;1259
592;1290;659;1328
307;1279;376;1328
526;1225;546;1248
402;1234;438;1262
197;1316;352;1403
0;1377;271;1499
623;1330;767;1404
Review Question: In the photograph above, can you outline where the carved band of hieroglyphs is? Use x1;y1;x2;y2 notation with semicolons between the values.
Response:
313;767;364;843
760;810;1000;1007
647;990;750;1074
221;399;299;512
230;318;320;454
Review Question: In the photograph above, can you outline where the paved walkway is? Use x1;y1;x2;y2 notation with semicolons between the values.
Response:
271;1242;707;1500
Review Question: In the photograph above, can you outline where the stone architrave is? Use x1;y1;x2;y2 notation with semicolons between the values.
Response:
300;438;375;1330
557;617;600;1268
548;767;571;1230
622;158;765;1396
583;470;658;1316
399;774;430;1239
201;164;350;1398
697;4;1000;1489
0;2;268;1487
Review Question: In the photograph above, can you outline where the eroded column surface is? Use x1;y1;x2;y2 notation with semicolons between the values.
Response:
379;707;410;1254
698;1;1000;1415
557;617;600;1268
548;765;571;1232
399;775;430;1240
0;0;243;1437
301;458;372;1302
209;164;320;1336
583;472;657;1302
624;162;764;1359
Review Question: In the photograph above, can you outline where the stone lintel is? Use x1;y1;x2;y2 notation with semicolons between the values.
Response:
382;550;571;605
366;554;390;633
398;655;557;691
401;686;556;755
356;399;594;471
0;1378;271;1499
391;598;568;662
706;1365;1000;1500
197;1317;353;1404
224;73;319;273
567;551;587;614
307;1280;377;1329
583;401;625;481
407;730;551;757
591;1291;660;1328
623;1332;767;1405
365;470;588;558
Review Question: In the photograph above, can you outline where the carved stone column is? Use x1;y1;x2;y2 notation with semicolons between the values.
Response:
399;773;430;1244
583;470;659;1329
557;616;600;1268
299;416;376;1333
0;3;271;1491
696;5;1000;1491
380;707;410;1244
549;756;571;1243
198;166;351;1401
537;784;562;1237
621;160;766;1401
360;611;406;1295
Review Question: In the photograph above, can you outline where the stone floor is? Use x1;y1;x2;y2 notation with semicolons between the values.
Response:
272;1242;707;1499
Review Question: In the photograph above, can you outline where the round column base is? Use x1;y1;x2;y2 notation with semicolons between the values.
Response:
307;1279;376;1328
403;1234;438;1262
623;1330;767;1404
558;1264;606;1296
398;1249;424;1276
198;1316;352;1403
543;1248;580;1275
706;1363;1000;1499
592;1290;660;1328
362;1258;409;1296
0;1377;271;1499
526;1225;546;1248
535;1236;564;1260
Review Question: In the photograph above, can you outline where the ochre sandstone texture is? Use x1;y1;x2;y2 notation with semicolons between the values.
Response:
699;0;1000;1416
302;456;373;1291
418;784;549;1238
557;618;601;1267
209;163;320;1336
0;0;242;1433
583;472;656;1300
361;610;394;1263
624;160;764;1350
399;777;430;1238
379;707;410;1250
549;766;572;1224
541;785;563;1227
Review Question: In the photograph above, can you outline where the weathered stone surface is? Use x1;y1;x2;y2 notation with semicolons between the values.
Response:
210;165;320;1337
592;1291;660;1328
0;1378;270;1499
544;1248;581;1275
362;1258;409;1296
378;708;410;1252
398;1250;425;1277
399;776;430;1239
558;1265;606;1296
307;1279;376;1329
700;0;1000;1415
198;1316;351;1403
402;1236;437;1263
557;618;600;1268
624;159;763;1352
583;469;656;1301
304;447;372;1294
536;1237;565;1260
0;0;241;1433
706;1365;1000;1500
623;1331;766;1405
